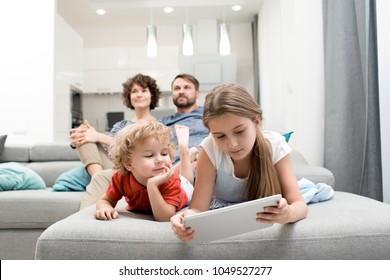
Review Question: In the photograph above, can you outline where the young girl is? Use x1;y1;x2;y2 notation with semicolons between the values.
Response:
171;84;308;242
94;120;193;222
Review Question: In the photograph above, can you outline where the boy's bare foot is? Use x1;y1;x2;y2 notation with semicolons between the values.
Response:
175;125;189;148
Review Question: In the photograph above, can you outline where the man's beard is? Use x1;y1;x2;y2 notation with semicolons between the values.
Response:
173;96;196;108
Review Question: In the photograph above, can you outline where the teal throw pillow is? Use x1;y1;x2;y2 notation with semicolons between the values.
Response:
282;131;293;142
0;162;46;191
52;165;91;192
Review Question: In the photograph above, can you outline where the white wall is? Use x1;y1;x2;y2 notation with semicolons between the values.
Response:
258;0;325;166
377;0;390;204
0;2;255;142
82;46;180;93
54;15;83;141
0;1;55;144
75;21;254;132
77;22;254;93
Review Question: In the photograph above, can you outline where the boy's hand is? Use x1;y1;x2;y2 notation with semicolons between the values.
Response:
147;163;175;187
94;207;119;220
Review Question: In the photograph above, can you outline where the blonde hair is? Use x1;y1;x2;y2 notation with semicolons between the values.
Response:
203;84;281;200
109;120;174;175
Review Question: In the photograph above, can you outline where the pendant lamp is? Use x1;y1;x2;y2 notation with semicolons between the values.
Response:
219;23;231;55
219;7;231;56
182;7;193;56
146;9;157;57
182;24;194;56
147;25;157;57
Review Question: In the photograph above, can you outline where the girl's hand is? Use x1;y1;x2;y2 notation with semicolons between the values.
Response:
256;197;294;224
170;209;197;242
94;207;119;220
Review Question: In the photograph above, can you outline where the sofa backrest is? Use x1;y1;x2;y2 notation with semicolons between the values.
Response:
0;142;79;163
29;143;79;161
0;142;335;187
0;142;82;187
0;145;30;163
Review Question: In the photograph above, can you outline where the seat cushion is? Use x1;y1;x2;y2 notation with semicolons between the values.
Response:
0;189;84;229
36;192;390;260
27;161;83;187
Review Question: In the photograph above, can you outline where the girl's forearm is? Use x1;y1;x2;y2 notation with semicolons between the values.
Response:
288;200;308;223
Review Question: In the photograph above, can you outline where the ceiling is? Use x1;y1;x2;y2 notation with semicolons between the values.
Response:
57;0;263;30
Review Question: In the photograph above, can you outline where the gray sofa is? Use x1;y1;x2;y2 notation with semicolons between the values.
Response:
0;143;84;259
1;142;390;260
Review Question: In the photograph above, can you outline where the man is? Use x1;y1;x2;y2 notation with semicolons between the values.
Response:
162;73;209;164
79;73;209;210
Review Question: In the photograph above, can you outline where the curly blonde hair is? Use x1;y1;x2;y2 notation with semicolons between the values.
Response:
109;120;174;175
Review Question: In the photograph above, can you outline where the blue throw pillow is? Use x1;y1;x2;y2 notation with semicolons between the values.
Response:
282;131;294;142
0;162;46;191
52;165;91;192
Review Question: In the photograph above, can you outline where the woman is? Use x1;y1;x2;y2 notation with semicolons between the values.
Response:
70;73;160;177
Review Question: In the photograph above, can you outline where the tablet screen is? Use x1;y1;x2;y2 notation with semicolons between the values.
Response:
183;194;281;244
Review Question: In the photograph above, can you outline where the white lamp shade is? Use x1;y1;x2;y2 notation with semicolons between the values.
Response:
219;23;231;56
147;25;157;57
182;24;194;56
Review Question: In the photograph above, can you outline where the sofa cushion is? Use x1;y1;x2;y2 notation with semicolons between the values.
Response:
0;188;84;229
291;151;335;185
26;161;83;187
29;142;79;162
0;162;46;191
36;192;390;260
0;145;30;163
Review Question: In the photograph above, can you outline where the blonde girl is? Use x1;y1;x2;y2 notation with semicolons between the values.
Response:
171;84;307;242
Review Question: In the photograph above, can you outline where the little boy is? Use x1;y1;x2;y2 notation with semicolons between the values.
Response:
94;120;192;221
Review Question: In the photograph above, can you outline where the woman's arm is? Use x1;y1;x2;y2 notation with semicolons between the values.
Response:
70;120;114;147
258;154;307;224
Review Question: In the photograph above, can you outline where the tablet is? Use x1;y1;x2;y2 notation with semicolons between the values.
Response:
183;194;281;245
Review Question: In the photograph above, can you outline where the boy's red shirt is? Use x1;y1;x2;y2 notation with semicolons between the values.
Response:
106;171;188;213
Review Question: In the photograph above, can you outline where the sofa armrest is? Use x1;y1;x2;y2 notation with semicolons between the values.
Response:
291;150;335;186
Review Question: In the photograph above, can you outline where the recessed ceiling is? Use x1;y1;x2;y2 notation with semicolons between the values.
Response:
57;0;263;29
